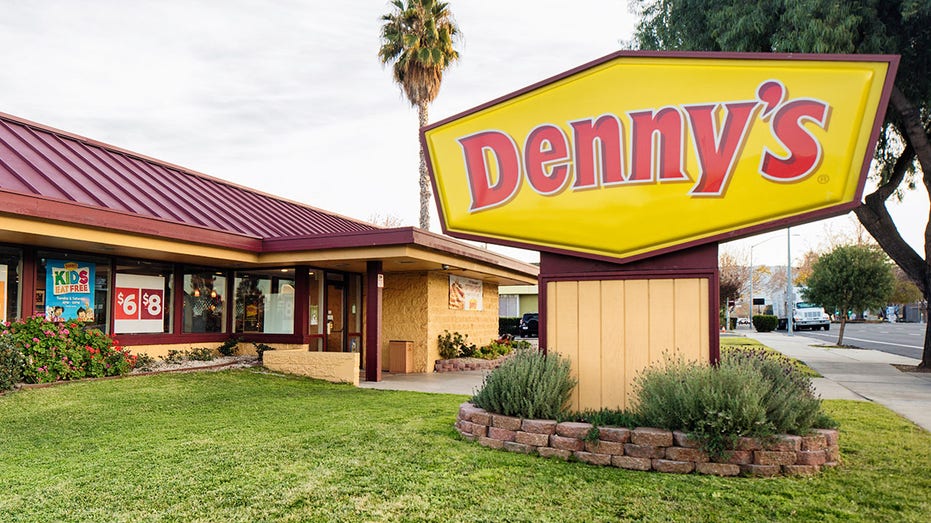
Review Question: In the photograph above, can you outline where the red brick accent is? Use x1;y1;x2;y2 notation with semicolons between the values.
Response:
515;431;550;447
624;444;665;459
612;455;652;471
764;435;801;452
754;451;797;466
471;424;487;438
822;461;839;469
800;433;827;451
479;437;505;450
550;435;584;451
632;427;674;446
487;427;516;442
575;451;612;466
521;419;557;435
665;447;709;463
556;422;594;439
740;464;781;477
598;427;631;443
460;433;477;442
713;450;753;465
492;415;522;431
783;464;820;476
653;459;695;474
472;412;491;426
503;441;534;454
796;450;827;466
585;440;625;455
695;462;740;476
457;420;475;435
673;431;700;448
538;447;571;460
813;429;839;447
458;403;482;422
825;445;840;462
435;355;510;372
734;437;762;451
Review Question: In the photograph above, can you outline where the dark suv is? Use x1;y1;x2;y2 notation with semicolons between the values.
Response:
519;312;539;338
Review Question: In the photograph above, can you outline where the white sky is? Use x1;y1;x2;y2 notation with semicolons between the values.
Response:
0;0;924;267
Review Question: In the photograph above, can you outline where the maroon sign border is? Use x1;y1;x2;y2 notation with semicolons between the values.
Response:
422;51;900;264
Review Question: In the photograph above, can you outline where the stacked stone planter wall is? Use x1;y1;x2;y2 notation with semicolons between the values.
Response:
434;355;509;372
456;403;839;477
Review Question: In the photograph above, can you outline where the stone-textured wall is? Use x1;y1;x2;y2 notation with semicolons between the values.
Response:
435;355;510;372
456;403;839;477
382;272;501;373
382;273;430;372
263;349;359;385
426;272;499;369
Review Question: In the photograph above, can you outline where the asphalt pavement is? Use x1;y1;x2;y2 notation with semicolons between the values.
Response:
786;322;926;359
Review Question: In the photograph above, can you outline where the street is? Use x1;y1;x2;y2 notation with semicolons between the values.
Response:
740;322;926;359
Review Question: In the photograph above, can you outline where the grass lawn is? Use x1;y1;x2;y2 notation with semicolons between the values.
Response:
722;336;821;377
1;370;929;522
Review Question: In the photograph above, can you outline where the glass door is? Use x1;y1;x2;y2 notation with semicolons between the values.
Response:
325;279;346;352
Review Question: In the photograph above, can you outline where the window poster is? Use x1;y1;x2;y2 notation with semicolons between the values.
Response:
114;273;165;333
0;266;7;323
448;275;483;311
45;260;95;322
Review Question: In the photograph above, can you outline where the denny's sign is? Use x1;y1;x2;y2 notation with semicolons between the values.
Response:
423;52;897;262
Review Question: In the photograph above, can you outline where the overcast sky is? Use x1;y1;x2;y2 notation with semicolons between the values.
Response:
0;0;924;267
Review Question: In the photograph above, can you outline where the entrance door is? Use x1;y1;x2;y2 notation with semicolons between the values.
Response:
325;280;346;352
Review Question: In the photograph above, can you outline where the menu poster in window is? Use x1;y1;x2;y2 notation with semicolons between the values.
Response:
45;260;95;322
115;274;165;333
448;275;483;310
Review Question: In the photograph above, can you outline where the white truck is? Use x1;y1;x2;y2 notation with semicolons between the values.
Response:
771;287;831;331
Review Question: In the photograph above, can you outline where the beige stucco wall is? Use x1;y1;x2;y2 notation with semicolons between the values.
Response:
547;278;710;412
263;349;359;385
381;271;500;373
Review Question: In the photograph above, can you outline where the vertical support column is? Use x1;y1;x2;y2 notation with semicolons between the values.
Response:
364;261;383;382
173;265;184;335
294;266;310;342
20;247;37;319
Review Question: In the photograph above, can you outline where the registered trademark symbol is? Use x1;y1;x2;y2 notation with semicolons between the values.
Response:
817;174;830;184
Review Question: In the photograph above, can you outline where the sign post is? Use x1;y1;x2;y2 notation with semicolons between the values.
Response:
424;52;897;410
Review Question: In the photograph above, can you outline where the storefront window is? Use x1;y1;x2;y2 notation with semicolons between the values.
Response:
347;273;362;353
308;269;323;339
183;269;227;333
37;252;110;332
234;269;295;334
114;260;173;334
0;246;22;322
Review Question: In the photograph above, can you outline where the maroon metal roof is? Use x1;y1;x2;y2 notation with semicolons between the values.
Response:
0;111;377;241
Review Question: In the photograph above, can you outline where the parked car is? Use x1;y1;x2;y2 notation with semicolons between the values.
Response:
519;312;539;338
737;317;752;326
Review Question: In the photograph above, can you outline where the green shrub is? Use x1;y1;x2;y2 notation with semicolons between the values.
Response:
437;331;476;359
472;349;577;420
752;314;778;332
217;337;240;357
185;347;215;361
474;337;529;360
253;342;274;362
721;346;823;434
498;317;521;336
633;357;770;456
3;316;135;383
0;336;23;392
133;352;156;372
161;349;185;364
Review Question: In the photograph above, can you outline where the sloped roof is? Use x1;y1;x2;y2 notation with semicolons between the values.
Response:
0;111;377;241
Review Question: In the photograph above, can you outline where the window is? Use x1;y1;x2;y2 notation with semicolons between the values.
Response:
308;269;323;350
114;260;173;334
183;269;227;333
499;294;519;318
0;246;21;322
234;269;295;334
37;252;110;332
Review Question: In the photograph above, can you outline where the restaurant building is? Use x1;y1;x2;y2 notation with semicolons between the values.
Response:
0;111;537;383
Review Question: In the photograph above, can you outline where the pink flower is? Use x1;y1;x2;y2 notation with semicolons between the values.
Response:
62;329;70;335
32;337;39;343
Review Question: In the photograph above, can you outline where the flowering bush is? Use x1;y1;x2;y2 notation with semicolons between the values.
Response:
2;315;136;383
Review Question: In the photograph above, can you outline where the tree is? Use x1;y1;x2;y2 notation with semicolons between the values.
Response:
719;252;748;320
378;0;460;230
891;266;922;305
632;0;931;367
803;245;895;345
794;250;821;286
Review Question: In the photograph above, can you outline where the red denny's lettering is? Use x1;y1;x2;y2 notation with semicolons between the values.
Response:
458;80;829;212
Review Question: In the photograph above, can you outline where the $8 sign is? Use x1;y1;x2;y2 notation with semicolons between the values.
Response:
115;287;164;321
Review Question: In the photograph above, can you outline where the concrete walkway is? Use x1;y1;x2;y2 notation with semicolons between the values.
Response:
745;331;931;432
358;369;486;396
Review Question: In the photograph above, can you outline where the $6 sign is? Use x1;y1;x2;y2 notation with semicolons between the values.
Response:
115;287;164;321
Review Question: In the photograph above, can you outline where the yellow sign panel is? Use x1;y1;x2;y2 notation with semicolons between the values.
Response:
424;53;897;261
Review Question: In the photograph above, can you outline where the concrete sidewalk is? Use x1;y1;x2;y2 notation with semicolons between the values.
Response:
358;369;485;396
745;331;931;432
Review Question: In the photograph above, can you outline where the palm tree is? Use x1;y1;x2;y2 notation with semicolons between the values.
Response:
378;0;460;230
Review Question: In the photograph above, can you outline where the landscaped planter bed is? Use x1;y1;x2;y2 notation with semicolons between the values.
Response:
434;355;510;372
456;402;839;477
